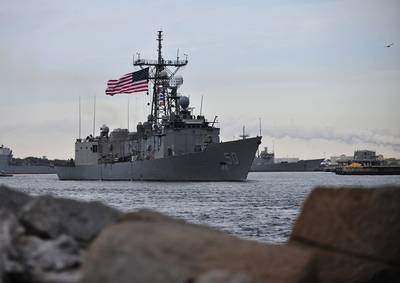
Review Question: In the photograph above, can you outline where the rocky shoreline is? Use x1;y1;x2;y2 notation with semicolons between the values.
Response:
0;185;399;283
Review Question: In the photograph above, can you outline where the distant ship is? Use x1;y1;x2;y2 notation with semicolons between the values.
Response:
0;145;55;174
56;31;261;181
251;147;323;172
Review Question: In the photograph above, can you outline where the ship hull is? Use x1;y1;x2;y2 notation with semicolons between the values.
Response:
7;166;55;174
251;158;324;172
56;137;261;181
0;164;55;174
335;166;400;175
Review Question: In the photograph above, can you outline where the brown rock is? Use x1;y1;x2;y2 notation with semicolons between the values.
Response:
119;209;185;224
194;270;257;283
290;186;400;283
82;212;317;283
298;243;399;283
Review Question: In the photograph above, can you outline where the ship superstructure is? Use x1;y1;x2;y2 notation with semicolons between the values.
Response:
56;31;261;181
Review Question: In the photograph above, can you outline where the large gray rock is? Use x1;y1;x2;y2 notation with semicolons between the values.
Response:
0;186;32;213
82;210;317;283
18;235;81;272
289;186;400;283
19;196;121;243
31;269;81;283
15;235;81;283
0;210;25;283
1;209;82;283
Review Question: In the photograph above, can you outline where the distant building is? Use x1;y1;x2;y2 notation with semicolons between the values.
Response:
330;154;353;166
324;149;399;171
353;150;382;166
354;150;376;161
384;158;400;166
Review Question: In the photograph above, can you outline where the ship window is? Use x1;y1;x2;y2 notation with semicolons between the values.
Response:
92;145;98;153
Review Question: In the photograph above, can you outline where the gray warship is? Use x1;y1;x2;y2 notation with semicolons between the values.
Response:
0;145;55;174
251;147;323;172
56;31;261;181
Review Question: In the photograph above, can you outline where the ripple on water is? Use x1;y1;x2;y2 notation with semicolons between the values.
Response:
1;172;400;243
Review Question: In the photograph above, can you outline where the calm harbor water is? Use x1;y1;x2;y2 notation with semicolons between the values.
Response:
1;172;400;243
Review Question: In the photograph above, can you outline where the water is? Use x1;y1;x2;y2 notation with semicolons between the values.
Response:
1;172;399;243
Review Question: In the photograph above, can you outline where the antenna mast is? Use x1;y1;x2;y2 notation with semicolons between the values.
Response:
239;125;249;140
153;30;163;125
133;31;188;128
257;118;262;157
200;95;204;116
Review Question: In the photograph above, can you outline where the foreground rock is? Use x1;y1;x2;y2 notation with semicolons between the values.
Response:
2;185;400;283
19;195;121;244
81;210;317;283
0;210;25;283
0;185;32;213
18;235;81;272
0;186;121;283
194;270;257;283
290;186;400;283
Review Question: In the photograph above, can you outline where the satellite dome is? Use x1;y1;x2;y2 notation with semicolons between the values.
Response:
100;125;109;137
159;69;169;79
179;96;190;109
170;76;183;87
100;124;109;132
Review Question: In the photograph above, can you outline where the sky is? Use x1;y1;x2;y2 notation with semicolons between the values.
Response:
0;0;399;159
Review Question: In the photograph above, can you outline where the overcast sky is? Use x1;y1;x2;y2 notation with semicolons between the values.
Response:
1;0;399;159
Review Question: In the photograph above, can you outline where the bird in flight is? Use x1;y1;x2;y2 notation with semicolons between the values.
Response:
385;43;394;48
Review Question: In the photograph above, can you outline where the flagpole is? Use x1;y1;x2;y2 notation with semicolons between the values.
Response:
79;96;81;139
200;95;203;116
92;95;96;137
127;97;130;131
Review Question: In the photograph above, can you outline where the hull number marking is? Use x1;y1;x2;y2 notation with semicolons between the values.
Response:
224;152;239;165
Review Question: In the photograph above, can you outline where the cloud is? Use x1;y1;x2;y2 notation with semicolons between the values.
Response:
243;123;400;153
1;0;399;159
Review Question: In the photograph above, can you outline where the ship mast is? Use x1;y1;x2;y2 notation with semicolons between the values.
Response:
152;30;163;125
133;31;188;128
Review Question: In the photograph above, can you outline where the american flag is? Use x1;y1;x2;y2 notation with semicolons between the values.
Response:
106;68;149;96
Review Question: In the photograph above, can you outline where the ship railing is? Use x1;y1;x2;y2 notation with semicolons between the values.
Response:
134;59;188;67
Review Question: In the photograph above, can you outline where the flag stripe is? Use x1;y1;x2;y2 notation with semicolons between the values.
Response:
105;68;149;96
106;81;148;93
